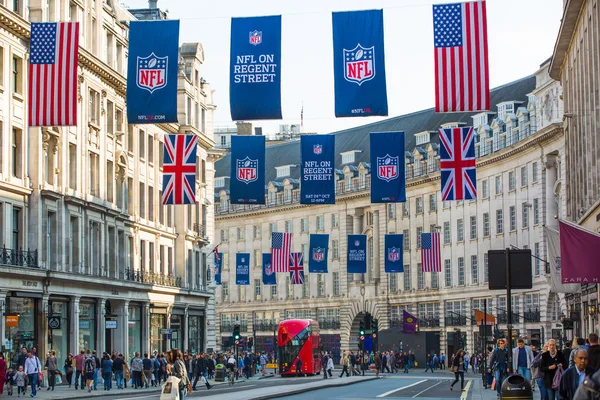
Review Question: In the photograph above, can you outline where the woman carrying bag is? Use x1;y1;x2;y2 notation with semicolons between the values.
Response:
540;339;567;400
64;354;74;388
169;349;191;400
450;349;465;391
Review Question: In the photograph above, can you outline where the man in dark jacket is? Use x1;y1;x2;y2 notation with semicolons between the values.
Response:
588;334;600;370
560;349;596;400
244;353;252;379
321;353;329;379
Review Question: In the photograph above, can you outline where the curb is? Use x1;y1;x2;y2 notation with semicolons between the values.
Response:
251;376;380;400
68;388;162;400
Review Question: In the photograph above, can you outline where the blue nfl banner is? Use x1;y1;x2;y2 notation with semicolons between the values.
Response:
236;253;250;285
332;10;388;118
230;16;282;120
300;135;335;204
347;234;367;274
230;136;265;204
127;20;179;124
384;234;404;273
214;253;222;285
262;253;276;285
309;234;329;273
370;132;406;203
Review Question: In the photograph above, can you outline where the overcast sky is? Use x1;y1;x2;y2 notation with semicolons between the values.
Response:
124;0;563;135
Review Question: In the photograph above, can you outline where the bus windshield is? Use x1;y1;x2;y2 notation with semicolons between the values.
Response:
280;326;310;366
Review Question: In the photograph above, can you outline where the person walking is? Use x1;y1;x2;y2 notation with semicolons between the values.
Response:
374;352;381;378
571;338;588;368
424;354;434;373
321;353;329;379
24;351;42;398
73;349;86;390
101;354;113;391
130;352;143;389
327;354;334;378
45;351;58;391
559;349;595;400
512;338;534;381
339;352;350;378
440;353;446;370
64;354;74;388
450;349;465;391
83;350;96;393
142;353;153;388
489;339;510;398
169;349;191;400
260;352;268;376
112;354;125;389
588;333;600;370
0;352;7;396
541;339;568;400
15;366;26;397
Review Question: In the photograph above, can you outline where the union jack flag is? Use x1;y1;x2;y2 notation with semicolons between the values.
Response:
289;252;304;284
439;127;476;200
162;134;198;205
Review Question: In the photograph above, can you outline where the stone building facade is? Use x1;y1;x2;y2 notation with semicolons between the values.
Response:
0;0;220;367
214;63;566;360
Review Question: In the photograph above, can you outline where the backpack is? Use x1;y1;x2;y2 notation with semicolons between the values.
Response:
84;357;94;374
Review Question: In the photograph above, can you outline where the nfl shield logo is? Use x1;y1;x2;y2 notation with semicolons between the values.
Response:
354;240;360;247
343;44;375;85
265;263;273;276
388;247;400;262
136;53;168;93
312;247;325;262
236;157;258;184
249;30;262;46
377;154;399;182
313;144;323;155
241;257;245;263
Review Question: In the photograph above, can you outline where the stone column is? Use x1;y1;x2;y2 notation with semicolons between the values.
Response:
142;302;150;354
352;210;364;283
183;305;189;352
373;210;381;283
97;298;106;353
544;155;559;227
70;296;81;354
0;293;6;351
117;300;129;358
41;293;50;358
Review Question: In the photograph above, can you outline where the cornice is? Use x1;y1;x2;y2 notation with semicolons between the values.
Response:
0;179;32;197
0;5;29;40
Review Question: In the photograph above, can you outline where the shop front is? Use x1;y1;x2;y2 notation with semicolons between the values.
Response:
170;311;184;351
187;310;204;354
48;299;70;362
150;313;168;355
4;293;41;368
128;304;142;358
78;302;96;351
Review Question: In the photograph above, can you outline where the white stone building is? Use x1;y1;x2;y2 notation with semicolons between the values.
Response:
214;62;566;361
0;0;220;367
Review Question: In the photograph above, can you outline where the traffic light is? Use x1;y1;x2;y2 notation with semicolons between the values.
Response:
372;318;378;338
233;324;241;341
359;321;365;336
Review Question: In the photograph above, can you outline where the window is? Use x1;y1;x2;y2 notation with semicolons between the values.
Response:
443;222;450;244
301;244;308;265
403;202;409;217
332;214;339;228
495;176;502;195
106;161;114;203
416;227;423;248
404;266;411;290
332;240;339;259
443;200;450;209
269;223;276;235
482;180;489;198
270;285;277;299
509;171;516;191
388;204;396;219
237;227;245;240
522;203;529;228
429;195;437;212
302;275;309;298
69;144;77;190
316;215;324;230
457;219;464;242
333;272;340;296
532;162;539;182
317;274;325;297
509;206;516;231
470;216;477;240
11;128;22;177
417;268;424;289
432;272;438;289
458;257;465;285
416;197;423;214
106;101;114;135
533;198;540;225
0;47;3;88
403;230;409;250
254;279;261;300
128;125;134;152
12;207;21;249
220;229;228;242
484;253;489;282
285;220;293;233
138;183;145;218
496;210;503;234
520;166;528;187
147;134;154;163
534;242;540;275
116;108;123;134
222;282;229;302
390;274;397;292
471;255;478;284
12;55;23;94
483;213;490;237
88;89;100;124
445;260;452;287
138;129;145;159
89;152;100;196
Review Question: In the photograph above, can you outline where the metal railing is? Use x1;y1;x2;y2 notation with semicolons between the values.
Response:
254;321;279;332
445;315;468;326
524;309;541;322
318;320;341;330
123;268;182;288
0;246;38;267
420;316;441;328
497;312;521;324
221;322;248;333
192;223;206;238
389;319;402;328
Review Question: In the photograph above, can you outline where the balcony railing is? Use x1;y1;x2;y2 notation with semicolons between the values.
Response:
192;223;206;239
389;318;402;328
524;309;541;322
124;268;182;288
254;321;279;332
0;246;38;268
318;320;341;330
420;316;441;328
497;312;521;324
221;322;249;333
445;315;468;326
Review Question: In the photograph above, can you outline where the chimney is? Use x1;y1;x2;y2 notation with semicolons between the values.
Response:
149;0;158;8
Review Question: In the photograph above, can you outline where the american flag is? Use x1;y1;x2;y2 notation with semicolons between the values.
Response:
421;233;441;272
29;22;79;127
439;127;477;200
433;1;489;113
271;232;292;272
162;134;198;205
289;252;304;284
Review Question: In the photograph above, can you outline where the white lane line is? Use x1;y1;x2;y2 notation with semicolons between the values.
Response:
376;379;428;398
460;380;472;400
412;380;444;398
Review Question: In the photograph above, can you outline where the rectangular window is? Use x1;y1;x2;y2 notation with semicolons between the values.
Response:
138;129;145;159
139;183;145;218
222;282;229;302
148;186;154;221
88;89;100;124
403;230;409;250
269;223;276;235
533;199;540;225
522;203;529;228
332;214;339;228
302;275;309;298
237;227;245;240
509;171;516;191
444;221;450;244
520;166;528;186
416;197;423;214
316;215;324;230
495;176;502;195
443;200;450;209
484;253;489;282
482;180;489;198
470;216;477;240
403;202;409;217
390;274;397;292
510;206;516;231
458;257;465;285
388;204;396;219
11;128;22;177
69;143;77;190
432;272;438;289
457;219;464;242
534;242;540;275
116;108;123;134
253;225;261;240
416;227;423;248
285;220;293;233
147;134;154;163
12;55;23;94
271;285;277;299
254;279;261;300
471;255;478;284
483;213;490;237
12;207;21;249
445;259;452;287
404;266;411;290
301;244;308;265
89;152;99;196
333;272;340;296
429;194;437;212
496;210;503;234
106;160;114;203
300;218;308;233
317;274;325;297
417;268;424;289
532;162;539;182
106;100;114;135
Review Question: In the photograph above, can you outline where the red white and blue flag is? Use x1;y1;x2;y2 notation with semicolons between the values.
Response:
433;1;489;113
421;233;441;272
271;232;292;273
439;126;477;200
289;252;304;284
162;134;198;205
29;22;79;127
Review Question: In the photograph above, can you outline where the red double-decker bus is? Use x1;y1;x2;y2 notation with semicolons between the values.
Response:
278;319;322;376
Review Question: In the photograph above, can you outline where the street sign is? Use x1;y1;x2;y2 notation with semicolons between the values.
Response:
570;311;581;321
48;316;60;330
105;320;117;329
372;333;377;338
160;328;172;335
235;340;240;345
563;319;574;330
359;336;365;341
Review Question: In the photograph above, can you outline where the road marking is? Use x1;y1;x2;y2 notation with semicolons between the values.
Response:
460;380;472;400
376;379;427;397
412;380;443;398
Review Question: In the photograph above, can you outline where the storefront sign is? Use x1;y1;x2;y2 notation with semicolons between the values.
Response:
5;315;18;327
79;320;90;329
170;319;181;330
4;339;12;350
48;316;61;330
105;320;117;329
160;328;172;335
21;280;39;288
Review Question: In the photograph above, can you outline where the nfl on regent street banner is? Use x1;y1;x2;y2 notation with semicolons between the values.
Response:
230;135;266;204
347;234;367;274
236;253;250;285
300;135;335;204
214;253;222;285
332;9;388;118
262;253;276;285
127;20;179;124
309;234;329;273
370;131;406;203
384;234;404;273
230;15;282;120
